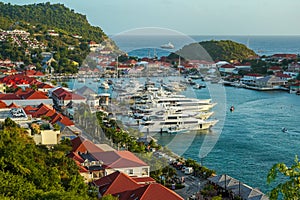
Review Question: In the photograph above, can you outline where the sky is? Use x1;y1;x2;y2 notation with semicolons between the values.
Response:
2;0;300;36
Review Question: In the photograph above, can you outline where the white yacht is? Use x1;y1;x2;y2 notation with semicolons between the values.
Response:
160;42;175;49
139;114;218;133
151;96;217;112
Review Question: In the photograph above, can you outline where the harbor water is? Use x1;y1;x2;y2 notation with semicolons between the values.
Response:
68;77;300;193
69;34;300;193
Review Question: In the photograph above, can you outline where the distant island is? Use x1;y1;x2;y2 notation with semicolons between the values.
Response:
168;40;258;62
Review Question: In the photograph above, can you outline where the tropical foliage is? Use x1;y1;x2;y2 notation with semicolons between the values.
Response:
0;2;118;73
0;118;96;199
199;40;257;61
267;156;300;200
0;2;106;43
168;40;257;62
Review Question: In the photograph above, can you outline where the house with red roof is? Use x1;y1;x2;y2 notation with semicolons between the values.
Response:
69;136;150;180
267;66;282;73
271;54;297;61
219;64;236;74
275;72;292;81
233;63;252;74
93;171;183;200
24;103;74;128
23;70;45;78
51;87;86;107
36;82;54;92
0;88;52;106
0;74;38;88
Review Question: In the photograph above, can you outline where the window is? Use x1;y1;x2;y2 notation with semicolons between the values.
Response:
127;169;133;175
142;168;148;175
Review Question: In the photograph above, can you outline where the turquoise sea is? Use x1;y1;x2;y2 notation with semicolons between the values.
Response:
157;84;300;193
68;77;300;193
113;35;300;193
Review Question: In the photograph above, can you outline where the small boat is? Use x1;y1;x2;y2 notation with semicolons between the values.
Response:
230;106;235;112
193;84;206;89
167;126;189;134
99;81;110;89
160;42;175;49
282;127;288;133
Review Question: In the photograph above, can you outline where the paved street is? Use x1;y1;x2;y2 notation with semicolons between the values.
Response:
174;169;208;200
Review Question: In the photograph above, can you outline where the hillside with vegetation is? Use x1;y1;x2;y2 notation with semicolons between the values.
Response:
0;118;97;199
0;2;107;43
168;40;258;62
0;2;116;73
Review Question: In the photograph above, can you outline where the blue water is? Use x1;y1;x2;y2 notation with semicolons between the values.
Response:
71;35;300;193
112;35;300;58
69;77;300;193
156;86;300;193
112;35;300;193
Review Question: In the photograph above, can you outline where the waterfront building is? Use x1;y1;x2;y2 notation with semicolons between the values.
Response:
255;75;287;88
241;73;264;85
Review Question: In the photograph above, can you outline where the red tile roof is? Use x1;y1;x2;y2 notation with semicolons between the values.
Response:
0;74;38;86
23;105;39;114
8;102;19;108
52;114;74;126
37;82;53;89
94;171;183;200
126;183;183;200
275;72;291;78
92;150;148;169
52;88;85;101
71;136;105;153
272;54;297;59
0;100;7;109
24;103;74;126
268;66;282;71
245;73;263;77
20;90;48;100
94;171;140;197
0;94;21;100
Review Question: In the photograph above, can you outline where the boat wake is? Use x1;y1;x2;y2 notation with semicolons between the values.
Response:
282;129;300;136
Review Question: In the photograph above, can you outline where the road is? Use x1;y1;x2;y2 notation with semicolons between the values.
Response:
174;169;207;200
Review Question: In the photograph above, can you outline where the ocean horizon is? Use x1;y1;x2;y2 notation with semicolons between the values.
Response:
111;34;300;58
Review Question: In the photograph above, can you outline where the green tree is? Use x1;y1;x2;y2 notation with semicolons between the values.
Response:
61;82;68;88
31;84;38;91
267;156;300;199
3;117;17;128
101;194;119;200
